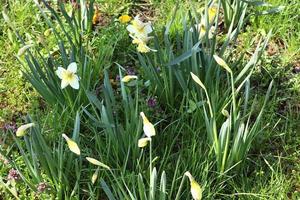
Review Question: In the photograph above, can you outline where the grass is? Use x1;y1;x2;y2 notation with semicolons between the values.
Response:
0;0;300;199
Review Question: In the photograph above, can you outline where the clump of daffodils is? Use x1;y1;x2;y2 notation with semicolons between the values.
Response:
126;16;156;53
138;112;156;148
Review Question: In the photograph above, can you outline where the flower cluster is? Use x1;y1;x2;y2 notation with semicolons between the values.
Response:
126;16;156;53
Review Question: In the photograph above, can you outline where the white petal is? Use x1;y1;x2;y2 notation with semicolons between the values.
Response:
144;24;153;34
67;62;77;73
61;79;69;89
126;25;137;34
69;75;79;89
56;67;66;79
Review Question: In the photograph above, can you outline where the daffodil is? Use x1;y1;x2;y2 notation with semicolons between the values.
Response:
213;55;232;73
119;15;132;23
62;134;81;155
127;15;153;39
140;112;156;137
56;62;80;90
138;137;151;148
86;157;110;170
131;36;156;53
185;171;202;200
208;7;217;24
121;75;138;83
91;168;99;184
16;123;35;137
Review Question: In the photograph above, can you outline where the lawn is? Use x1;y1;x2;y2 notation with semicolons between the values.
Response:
0;0;299;199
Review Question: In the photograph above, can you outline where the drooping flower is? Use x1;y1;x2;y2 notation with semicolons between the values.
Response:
91;168;99;184
138;137;151;148
86;157;110;170
140;112;156;137
62;134;81;155
122;75;138;83
213;55;232;73
119;15;132;23
185;171;202;200
126;15;153;39
56;62;80;89
16;123;35;137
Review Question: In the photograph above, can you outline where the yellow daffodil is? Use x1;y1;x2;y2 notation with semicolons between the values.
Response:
62;134;81;155
121;75;138;83
119;15;132;23
213;55;232;73
140;112;156;137
131;36;156;53
86;157;110;170
16;123;35;137
127;15;153;39
208;7;217;24
138;137;151;148
56;62;80;90
185;171;202;200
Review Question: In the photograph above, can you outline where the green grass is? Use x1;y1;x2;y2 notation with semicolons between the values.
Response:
1;0;300;199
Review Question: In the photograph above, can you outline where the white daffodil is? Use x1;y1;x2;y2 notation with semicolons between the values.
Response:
86;157;110;170
122;75;138;83
185;171;202;200
16;123;35;137
56;62;79;90
140;112;156;137
62;134;81;155
126;15;153;39
138;137;151;148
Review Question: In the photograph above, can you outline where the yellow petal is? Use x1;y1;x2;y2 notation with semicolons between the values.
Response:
62;134;81;155
16;123;35;137
208;7;217;23
122;75;138;83
119;15;132;23
213;55;232;74
86;157;110;170
138;137;151;148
